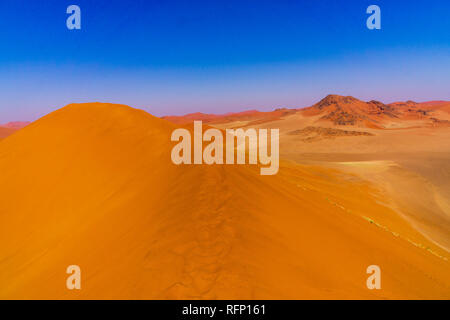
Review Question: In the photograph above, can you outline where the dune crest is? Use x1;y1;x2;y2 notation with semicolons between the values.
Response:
0;102;449;299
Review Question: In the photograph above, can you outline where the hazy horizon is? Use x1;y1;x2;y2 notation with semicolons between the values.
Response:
1;0;449;122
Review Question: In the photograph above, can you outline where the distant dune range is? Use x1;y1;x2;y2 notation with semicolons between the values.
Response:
163;95;450;129
0;96;449;299
0;127;16;139
0;121;30;139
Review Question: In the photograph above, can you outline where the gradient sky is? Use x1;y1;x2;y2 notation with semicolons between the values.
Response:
0;0;449;122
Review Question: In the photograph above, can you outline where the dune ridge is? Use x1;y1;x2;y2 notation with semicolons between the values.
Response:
0;102;449;299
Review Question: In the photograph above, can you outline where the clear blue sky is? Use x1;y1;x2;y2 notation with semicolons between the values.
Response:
0;0;449;121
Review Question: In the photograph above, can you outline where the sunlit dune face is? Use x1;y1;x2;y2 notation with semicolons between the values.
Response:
0;101;449;299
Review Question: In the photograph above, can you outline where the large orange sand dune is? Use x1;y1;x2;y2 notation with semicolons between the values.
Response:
0;103;449;299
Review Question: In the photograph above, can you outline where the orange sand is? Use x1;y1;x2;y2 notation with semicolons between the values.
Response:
0;102;449;299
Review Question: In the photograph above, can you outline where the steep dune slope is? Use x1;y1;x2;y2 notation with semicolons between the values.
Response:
0;103;449;299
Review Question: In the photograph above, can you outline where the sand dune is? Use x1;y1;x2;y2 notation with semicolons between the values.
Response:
0;102;449;299
0;121;31;129
0;121;29;139
0;127;16;139
331;159;450;251
209;96;450;253
162;109;295;127
162;110;262;125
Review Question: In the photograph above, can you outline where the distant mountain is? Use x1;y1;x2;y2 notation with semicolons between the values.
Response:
0;121;31;129
0;127;16;139
300;95;401;128
162;95;450;129
0;121;31;139
162;110;262;125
